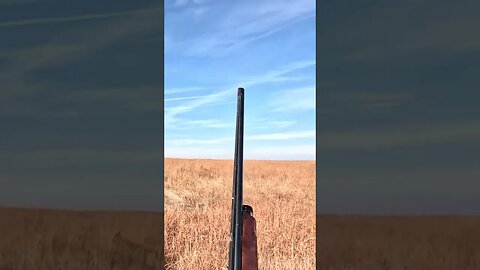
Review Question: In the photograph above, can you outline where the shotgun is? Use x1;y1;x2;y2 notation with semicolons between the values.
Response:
228;88;258;270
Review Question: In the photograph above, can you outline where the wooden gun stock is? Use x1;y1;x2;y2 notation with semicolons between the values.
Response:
242;206;258;270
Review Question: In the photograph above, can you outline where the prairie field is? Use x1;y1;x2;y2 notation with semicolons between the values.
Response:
317;215;480;270
164;158;316;270
0;207;164;270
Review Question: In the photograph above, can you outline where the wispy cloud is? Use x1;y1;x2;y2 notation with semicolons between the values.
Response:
165;1;316;160
167;119;232;130
165;60;315;128
165;95;209;102
3;7;161;77
165;88;232;127
1;5;162;117
0;8;160;28
270;85;316;112
241;60;315;87
165;87;206;95
270;121;296;128
249;130;315;141
177;0;315;56
249;118;297;130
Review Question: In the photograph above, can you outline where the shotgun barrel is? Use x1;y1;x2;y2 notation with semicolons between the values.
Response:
228;88;258;270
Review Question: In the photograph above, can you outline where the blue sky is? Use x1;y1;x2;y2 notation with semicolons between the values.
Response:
317;0;480;214
165;0;316;160
0;0;164;211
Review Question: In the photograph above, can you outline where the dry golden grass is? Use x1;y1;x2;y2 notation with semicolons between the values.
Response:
0;206;164;270
317;215;480;270
164;158;316;270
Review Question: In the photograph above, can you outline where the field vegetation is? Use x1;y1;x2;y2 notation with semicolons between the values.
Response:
0;206;163;270
164;158;316;270
317;215;480;270
3;158;474;270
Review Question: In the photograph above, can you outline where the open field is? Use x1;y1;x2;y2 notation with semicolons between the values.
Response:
317;215;480;270
0;207;163;270
164;158;316;270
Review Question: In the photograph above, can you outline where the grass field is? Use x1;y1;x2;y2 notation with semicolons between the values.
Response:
317;215;480;270
164;158;316;270
0;207;163;270
3;158;477;270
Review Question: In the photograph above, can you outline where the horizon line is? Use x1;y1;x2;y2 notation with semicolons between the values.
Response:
164;157;316;161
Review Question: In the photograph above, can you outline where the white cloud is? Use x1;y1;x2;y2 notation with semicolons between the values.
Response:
166;138;230;146
270;121;296;128
0;8;160;28
241;60;315;87
167;119;233;130
165;144;315;160
165;95;210;102
270;85;316;112
249;118;297;130
163;56;316;159
166;130;315;147
248;130;315;141
165;60;315;129
164;87;206;95
179;0;315;56
165;88;233;128
0;6;163;117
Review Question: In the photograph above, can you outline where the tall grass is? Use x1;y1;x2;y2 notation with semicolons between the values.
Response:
164;158;316;270
0;207;164;270
317;215;480;270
